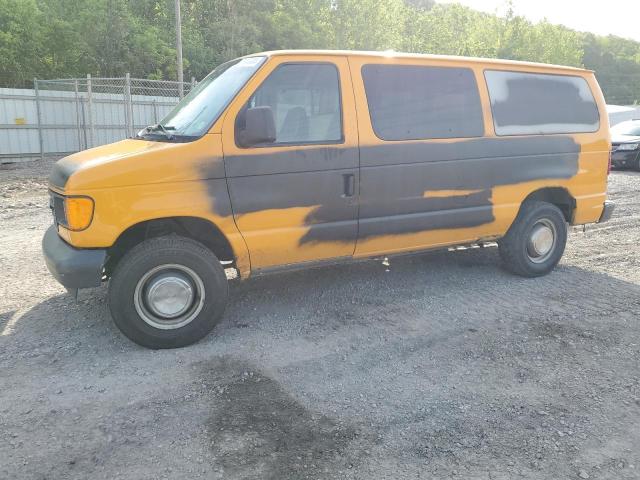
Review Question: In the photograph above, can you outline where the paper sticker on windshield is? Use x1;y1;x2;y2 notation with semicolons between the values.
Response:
238;57;263;67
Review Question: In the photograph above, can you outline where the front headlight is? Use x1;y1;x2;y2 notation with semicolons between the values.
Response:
51;192;94;231
617;143;639;151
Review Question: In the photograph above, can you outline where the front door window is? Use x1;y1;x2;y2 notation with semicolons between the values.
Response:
236;63;343;146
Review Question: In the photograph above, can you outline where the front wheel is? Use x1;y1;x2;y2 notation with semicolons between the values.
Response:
498;201;567;277
108;236;228;349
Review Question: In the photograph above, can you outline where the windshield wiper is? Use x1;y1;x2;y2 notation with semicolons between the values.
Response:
140;123;175;140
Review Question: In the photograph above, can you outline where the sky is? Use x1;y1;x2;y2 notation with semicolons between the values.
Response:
438;0;640;42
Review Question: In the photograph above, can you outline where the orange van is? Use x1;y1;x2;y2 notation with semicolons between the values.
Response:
43;50;614;348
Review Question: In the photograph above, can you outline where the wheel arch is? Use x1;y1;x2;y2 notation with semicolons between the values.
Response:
521;187;576;223
104;216;238;278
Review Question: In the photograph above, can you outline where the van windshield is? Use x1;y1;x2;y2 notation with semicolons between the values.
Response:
138;56;266;141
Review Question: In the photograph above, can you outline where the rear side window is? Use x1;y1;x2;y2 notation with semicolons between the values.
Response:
361;64;484;141
484;70;600;135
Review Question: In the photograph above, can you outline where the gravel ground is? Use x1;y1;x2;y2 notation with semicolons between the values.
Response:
1;160;639;480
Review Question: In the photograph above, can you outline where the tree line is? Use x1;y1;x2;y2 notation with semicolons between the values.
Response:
1;0;639;104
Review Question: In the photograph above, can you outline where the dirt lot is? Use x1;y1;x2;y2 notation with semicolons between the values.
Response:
0;160;639;480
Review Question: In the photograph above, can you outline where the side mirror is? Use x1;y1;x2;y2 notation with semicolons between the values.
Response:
238;106;276;147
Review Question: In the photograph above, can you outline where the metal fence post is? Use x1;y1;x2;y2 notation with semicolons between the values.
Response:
191;76;196;93
123;74;129;136
86;74;94;148
152;99;158;124
80;96;87;150
74;79;83;150
33;78;44;161
125;73;133;137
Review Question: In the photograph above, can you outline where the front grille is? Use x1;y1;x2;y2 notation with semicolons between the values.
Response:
50;191;66;226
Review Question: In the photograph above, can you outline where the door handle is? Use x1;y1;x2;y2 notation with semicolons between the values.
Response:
342;173;355;198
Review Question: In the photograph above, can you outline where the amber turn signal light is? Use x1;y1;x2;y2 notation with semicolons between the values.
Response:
63;196;94;231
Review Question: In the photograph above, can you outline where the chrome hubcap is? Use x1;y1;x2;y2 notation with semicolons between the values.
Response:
527;219;556;263
146;274;194;318
134;264;205;330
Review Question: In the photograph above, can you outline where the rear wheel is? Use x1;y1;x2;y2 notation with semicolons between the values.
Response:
498;201;567;277
108;236;228;349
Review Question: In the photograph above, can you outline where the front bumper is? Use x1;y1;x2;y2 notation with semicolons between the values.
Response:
598;201;615;223
42;225;106;289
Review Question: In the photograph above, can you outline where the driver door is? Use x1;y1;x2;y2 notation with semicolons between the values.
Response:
221;56;359;270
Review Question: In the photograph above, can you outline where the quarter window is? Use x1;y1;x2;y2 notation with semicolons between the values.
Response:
361;64;484;141
237;63;343;145
484;70;600;135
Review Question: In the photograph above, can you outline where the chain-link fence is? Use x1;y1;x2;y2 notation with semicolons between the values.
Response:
0;76;196;163
3;72;640;164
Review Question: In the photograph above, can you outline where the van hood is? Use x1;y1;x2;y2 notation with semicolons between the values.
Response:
611;134;640;144
49;136;225;192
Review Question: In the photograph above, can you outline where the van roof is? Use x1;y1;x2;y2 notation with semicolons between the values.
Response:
252;49;592;74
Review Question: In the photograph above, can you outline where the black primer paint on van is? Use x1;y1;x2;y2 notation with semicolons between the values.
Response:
225;146;358;177
484;71;600;132
352;135;580;240
208;136;580;244
49;157;79;189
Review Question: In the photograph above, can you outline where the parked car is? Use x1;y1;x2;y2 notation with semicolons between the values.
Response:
43;50;614;349
611;119;640;170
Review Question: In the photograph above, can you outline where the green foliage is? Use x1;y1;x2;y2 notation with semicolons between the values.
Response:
400;4;583;66
0;0;45;85
583;33;640;105
0;0;638;102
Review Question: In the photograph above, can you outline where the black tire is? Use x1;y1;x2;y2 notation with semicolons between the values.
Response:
108;235;228;349
498;201;567;278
